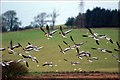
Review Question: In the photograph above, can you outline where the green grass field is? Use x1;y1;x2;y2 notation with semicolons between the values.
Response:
1;27;119;73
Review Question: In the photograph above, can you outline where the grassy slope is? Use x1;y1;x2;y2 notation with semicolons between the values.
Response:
1;28;119;72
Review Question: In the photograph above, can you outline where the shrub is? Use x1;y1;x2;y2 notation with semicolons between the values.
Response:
2;61;28;80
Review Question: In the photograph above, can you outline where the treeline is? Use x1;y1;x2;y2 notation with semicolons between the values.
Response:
65;7;119;28
1;7;119;32
1;9;59;32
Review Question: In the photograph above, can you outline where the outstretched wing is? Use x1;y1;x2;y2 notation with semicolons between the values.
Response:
40;27;46;34
46;25;50;34
63;41;68;45
91;47;97;50
18;43;22;47
85;26;93;35
109;39;113;44
82;34;88;37
76;48;79;54
60;26;63;33
64;58;68;61
58;45;63;51
106;50;112;53
35;59;39;63
0;48;6;51
116;41;120;48
9;40;13;49
26;61;29;67
96;40;99;45
65;29;72;34
50;29;58;35
64;58;71;63
70;36;76;44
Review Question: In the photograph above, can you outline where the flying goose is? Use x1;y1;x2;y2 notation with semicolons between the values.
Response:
83;26;100;45
59;26;72;38
8;40;22;54
20;43;33;53
25;42;43;52
22;54;38;63
58;45;70;54
42;62;53;67
83;27;113;44
64;58;80;65
82;34;100;45
17;58;29;67
8;40;22;50
63;41;75;49
98;35;113;44
70;36;86;48
92;47;112;53
63;40;86;50
40;25;58;39
88;57;98;62
76;48;91;59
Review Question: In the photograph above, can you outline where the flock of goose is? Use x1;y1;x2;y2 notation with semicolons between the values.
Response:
0;25;120;70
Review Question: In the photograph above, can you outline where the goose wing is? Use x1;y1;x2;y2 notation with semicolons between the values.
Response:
109;39;113;44
63;41;69;46
91;47;97;50
9;40;13;49
50;29;58;35
70;36;76;44
76;48;80;54
85;26;94;35
96;40;99;45
82;34;88;37
0;48;6;51
116;42;120;48
64;29;72;34
46;25;50;34
26;61;29;67
58;45;63;51
105;50;112;53
40;27;46;34
64;47;70;52
60;26;64;33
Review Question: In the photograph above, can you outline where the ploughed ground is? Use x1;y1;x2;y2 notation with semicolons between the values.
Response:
16;71;120;80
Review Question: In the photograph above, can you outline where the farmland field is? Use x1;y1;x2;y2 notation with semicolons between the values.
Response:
1;27;119;73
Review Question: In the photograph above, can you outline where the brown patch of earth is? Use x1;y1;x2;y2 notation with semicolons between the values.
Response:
16;72;120;80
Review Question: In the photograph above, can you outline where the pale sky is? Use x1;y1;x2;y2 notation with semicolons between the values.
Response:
1;0;119;27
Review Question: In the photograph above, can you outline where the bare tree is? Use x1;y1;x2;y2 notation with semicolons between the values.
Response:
50;9;59;30
34;12;49;27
